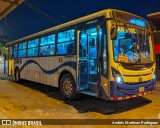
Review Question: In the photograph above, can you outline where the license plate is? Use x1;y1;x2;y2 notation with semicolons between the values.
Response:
139;87;145;93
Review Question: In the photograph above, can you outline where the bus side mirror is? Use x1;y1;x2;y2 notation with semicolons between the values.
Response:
110;24;117;40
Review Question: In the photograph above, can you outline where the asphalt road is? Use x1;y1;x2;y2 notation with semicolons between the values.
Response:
0;63;160;128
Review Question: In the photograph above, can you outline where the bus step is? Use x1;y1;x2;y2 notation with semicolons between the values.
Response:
89;82;97;92
80;90;97;97
78;85;88;91
89;82;97;85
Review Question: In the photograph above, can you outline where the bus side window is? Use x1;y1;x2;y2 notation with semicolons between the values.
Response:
27;39;39;57
18;42;27;58
40;34;55;56
14;44;18;58
57;29;75;55
67;42;74;54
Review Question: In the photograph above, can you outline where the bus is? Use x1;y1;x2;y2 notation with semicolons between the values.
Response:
4;9;156;100
148;12;160;80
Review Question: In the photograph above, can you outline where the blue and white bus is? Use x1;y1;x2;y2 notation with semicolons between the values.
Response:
4;9;156;100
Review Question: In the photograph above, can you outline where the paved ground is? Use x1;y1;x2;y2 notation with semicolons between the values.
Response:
0;63;160;128
0;63;3;71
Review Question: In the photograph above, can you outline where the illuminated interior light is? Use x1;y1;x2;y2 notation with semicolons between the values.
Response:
81;35;87;38
90;32;102;36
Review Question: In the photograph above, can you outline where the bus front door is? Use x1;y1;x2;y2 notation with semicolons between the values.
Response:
78;27;101;96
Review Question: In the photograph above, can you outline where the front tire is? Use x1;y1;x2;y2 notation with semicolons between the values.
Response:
15;69;21;83
60;74;77;100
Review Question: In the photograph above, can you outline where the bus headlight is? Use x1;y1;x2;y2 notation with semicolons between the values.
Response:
116;76;123;83
112;68;123;84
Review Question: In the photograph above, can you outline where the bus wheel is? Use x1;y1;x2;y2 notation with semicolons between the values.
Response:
15;69;21;82
60;74;77;100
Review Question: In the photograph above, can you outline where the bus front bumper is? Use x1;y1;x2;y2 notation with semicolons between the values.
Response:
110;79;156;100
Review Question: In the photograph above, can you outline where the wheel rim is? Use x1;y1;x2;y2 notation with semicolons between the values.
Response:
63;79;73;96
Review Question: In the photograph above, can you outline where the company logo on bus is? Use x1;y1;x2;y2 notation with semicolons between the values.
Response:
138;77;143;82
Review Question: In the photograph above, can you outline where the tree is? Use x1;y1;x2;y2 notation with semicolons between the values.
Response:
0;43;5;56
0;36;7;56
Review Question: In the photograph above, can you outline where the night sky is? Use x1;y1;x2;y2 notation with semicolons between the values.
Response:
0;0;160;41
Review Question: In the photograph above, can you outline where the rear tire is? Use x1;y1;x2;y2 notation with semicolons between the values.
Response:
15;69;21;83
60;74;77;100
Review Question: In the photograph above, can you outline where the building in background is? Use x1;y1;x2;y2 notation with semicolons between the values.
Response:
148;12;160;80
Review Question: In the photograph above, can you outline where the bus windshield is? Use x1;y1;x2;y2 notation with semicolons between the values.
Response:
113;26;152;63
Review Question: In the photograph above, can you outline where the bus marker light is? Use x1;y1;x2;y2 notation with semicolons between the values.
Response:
104;83;107;87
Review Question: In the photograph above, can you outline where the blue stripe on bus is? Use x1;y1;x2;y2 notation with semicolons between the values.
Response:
19;59;76;74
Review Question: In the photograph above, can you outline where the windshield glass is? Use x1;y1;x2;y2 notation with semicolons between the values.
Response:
113;26;152;63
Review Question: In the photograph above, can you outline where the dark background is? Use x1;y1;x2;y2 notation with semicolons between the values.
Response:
0;0;160;41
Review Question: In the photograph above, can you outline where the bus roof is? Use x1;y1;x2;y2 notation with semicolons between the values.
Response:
7;9;147;46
